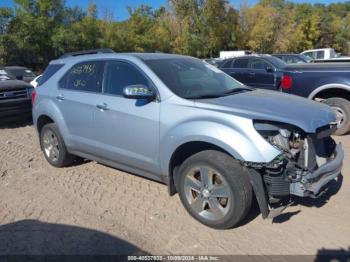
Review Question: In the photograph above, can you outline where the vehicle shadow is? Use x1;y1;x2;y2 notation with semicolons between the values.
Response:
315;247;350;262
0;117;33;129
0;219;147;260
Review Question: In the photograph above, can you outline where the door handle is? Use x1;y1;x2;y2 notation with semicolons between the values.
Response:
56;94;65;101
248;72;256;76
96;103;108;111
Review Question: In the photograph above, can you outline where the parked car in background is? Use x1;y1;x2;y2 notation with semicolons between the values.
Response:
0;67;34;122
33;50;343;229
301;48;338;60
5;66;36;83
218;54;286;90
280;63;350;135
203;58;222;67
273;54;312;64
218;55;350;135
219;50;253;59
30;75;42;88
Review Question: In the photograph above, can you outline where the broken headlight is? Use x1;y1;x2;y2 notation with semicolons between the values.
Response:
253;120;304;154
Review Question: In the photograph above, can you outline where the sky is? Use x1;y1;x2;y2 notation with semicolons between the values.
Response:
2;0;349;20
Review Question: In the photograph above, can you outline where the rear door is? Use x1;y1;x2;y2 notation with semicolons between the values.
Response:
55;60;104;151
219;58;250;85
247;58;276;89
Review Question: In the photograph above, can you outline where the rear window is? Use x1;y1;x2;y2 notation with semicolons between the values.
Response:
316;51;325;59
39;64;64;86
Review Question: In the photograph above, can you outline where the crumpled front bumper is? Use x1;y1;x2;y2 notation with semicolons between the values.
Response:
290;143;344;197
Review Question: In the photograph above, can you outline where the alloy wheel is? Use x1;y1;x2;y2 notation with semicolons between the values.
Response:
42;129;60;162
183;166;232;221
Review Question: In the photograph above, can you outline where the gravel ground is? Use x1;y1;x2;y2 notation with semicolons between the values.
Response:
0;122;349;257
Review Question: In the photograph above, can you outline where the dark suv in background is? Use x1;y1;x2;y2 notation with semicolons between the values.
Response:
218;55;285;90
218;55;350;135
0;67;34;122
5;66;36;83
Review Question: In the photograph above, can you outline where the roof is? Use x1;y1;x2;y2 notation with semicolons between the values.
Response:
52;52;194;64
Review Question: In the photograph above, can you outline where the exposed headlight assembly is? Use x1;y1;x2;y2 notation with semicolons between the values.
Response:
253;120;304;153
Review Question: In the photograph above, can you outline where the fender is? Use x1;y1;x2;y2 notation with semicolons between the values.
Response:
33;97;71;146
308;83;350;99
159;119;281;176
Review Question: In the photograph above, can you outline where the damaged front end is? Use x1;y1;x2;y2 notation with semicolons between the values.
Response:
245;121;343;218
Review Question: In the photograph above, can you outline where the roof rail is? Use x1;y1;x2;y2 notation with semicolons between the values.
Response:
59;48;115;58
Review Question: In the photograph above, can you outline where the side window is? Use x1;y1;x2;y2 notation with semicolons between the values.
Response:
103;61;149;96
250;59;270;70
59;61;104;93
232;58;248;68
316;51;325;59
220;59;233;68
303;52;313;59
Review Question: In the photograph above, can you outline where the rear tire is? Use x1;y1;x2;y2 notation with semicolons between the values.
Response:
40;123;75;167
324;97;350;136
177;150;252;229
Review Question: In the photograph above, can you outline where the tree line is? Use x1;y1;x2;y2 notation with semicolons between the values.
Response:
1;0;350;71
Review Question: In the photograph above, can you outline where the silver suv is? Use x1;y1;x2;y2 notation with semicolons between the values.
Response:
32;50;343;229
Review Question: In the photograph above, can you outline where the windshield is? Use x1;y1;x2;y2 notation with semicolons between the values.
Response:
145;57;249;99
264;56;287;69
0;69;14;81
299;54;312;62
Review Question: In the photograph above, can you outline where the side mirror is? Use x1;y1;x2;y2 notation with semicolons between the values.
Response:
266;66;274;73
123;85;155;100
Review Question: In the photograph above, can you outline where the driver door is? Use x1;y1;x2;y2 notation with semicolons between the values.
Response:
91;60;161;175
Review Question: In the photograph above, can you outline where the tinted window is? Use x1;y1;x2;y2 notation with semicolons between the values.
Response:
316;51;325;59
6;68;35;78
39;64;64;86
103;61;149;96
303;52;313;59
145;58;245;99
233;59;249;68
250;59;270;69
220;59;233;68
60;61;103;93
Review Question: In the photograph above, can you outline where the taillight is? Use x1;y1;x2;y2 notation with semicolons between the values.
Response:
281;75;293;90
31;90;37;105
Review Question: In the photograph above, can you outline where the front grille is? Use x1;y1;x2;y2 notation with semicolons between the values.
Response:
0;89;28;100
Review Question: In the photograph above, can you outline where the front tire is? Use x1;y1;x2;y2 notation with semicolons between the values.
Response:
324;97;350;136
40;123;75;167
177;150;252;229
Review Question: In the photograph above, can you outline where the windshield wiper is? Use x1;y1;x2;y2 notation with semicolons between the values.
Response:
183;93;225;99
221;87;253;95
184;87;253;99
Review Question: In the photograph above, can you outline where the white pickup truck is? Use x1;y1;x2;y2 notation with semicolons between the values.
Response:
301;48;350;62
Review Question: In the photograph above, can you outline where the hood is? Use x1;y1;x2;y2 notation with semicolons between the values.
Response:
195;89;336;133
0;79;32;91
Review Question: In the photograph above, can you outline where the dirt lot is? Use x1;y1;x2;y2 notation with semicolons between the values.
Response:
0;122;349;256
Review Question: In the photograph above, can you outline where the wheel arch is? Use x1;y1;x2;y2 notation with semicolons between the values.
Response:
308;84;350;101
167;141;235;196
36;115;55;134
